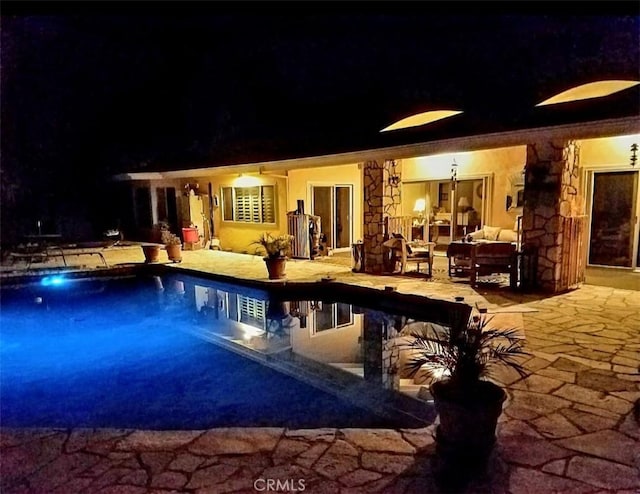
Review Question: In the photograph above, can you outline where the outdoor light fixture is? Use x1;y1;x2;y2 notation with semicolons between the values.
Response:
380;110;463;132
387;159;400;186
536;80;640;106
631;143;638;167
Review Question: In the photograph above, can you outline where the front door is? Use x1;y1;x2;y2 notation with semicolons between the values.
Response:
588;170;639;268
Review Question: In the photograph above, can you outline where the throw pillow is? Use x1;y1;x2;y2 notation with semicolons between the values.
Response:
483;226;502;241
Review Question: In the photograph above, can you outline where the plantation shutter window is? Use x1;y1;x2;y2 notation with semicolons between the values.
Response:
238;295;266;328
221;185;276;224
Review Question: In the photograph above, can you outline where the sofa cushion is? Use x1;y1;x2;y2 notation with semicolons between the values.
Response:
497;229;517;242
483;226;502;241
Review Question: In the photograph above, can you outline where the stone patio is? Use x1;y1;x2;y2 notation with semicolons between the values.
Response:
1;248;638;493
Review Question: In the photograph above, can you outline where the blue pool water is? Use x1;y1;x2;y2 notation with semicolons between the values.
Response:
0;275;408;430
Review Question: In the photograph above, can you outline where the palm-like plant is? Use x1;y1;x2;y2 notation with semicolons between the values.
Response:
404;313;529;392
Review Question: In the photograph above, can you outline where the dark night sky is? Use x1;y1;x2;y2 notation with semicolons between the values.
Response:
1;2;639;239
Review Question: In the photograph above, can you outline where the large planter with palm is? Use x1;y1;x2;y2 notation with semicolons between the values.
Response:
253;232;293;280
162;230;183;263
404;312;528;485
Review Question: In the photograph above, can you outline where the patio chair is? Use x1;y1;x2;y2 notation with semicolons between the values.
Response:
383;216;435;276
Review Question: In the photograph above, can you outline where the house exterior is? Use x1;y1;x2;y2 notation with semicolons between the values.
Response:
114;85;640;294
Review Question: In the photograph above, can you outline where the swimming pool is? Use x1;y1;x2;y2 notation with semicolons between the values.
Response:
0;272;460;430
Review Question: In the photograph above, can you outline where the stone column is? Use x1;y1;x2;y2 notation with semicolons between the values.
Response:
362;309;401;390
362;159;402;274
522;140;583;293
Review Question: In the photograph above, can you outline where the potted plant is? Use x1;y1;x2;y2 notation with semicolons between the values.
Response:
252;232;293;279
162;230;182;263
403;312;528;484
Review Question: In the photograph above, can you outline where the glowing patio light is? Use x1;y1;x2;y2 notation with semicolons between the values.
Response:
380;110;463;132
536;80;640;106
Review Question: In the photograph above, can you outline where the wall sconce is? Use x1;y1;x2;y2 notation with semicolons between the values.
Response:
387;159;400;186
631;143;638;167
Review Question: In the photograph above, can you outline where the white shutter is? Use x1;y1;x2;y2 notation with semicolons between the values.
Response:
261;185;275;223
239;295;266;327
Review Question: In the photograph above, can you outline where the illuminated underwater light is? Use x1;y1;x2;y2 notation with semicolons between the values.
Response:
41;275;66;287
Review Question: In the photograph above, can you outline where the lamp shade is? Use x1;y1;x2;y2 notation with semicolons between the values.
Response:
457;196;470;209
413;198;426;213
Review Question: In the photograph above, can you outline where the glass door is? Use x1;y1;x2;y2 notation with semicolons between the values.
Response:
312;185;353;249
588;171;639;268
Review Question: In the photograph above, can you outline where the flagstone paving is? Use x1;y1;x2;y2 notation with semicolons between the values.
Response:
1;248;638;493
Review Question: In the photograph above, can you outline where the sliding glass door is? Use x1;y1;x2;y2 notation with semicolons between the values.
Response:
311;185;353;249
588;170;639;268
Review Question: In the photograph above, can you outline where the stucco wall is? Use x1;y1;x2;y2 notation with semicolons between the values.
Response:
288;163;362;244
184;174;288;254
291;315;363;364
578;134;640;169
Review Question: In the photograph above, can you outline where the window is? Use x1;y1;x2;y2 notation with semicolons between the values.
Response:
222;185;276;223
238;295;266;328
313;302;353;333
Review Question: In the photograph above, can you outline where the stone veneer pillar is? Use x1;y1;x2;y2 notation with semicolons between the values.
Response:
522;140;583;293
362;159;402;274
362;309;401;391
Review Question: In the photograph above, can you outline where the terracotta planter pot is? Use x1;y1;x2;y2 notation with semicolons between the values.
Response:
166;244;182;263
431;379;506;470
264;257;287;279
142;245;161;263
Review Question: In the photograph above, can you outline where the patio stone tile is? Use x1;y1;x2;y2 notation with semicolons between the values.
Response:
551;357;591;372
185;463;239;489
531;413;582;439
273;439;310;464
565;456;640;490
341;429;416;454
553;384;633;414
140;452;174;475
571;403;622;419
27;451;103;491
508;466;595;494
167;453;206;472
338;468;383;487
510;390;572;415
540;458;566;475
618;412;640;440
555;430;637;466
510;374;565;393
285;428;336;442
559;408;619;433
613;364;638;374
295;443;331;469
313;442;359;479
150;470;188;489
499;419;544;438
522;356;554;373
498;434;572;467
118;469;148;486
116;430;203;451
188;428;283;455
566;348;616;362
537;368;576;383
83;467;138;492
400;428;436;450
360;452;415;474
575;369;638;392
611;390;640;402
556;354;612;370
